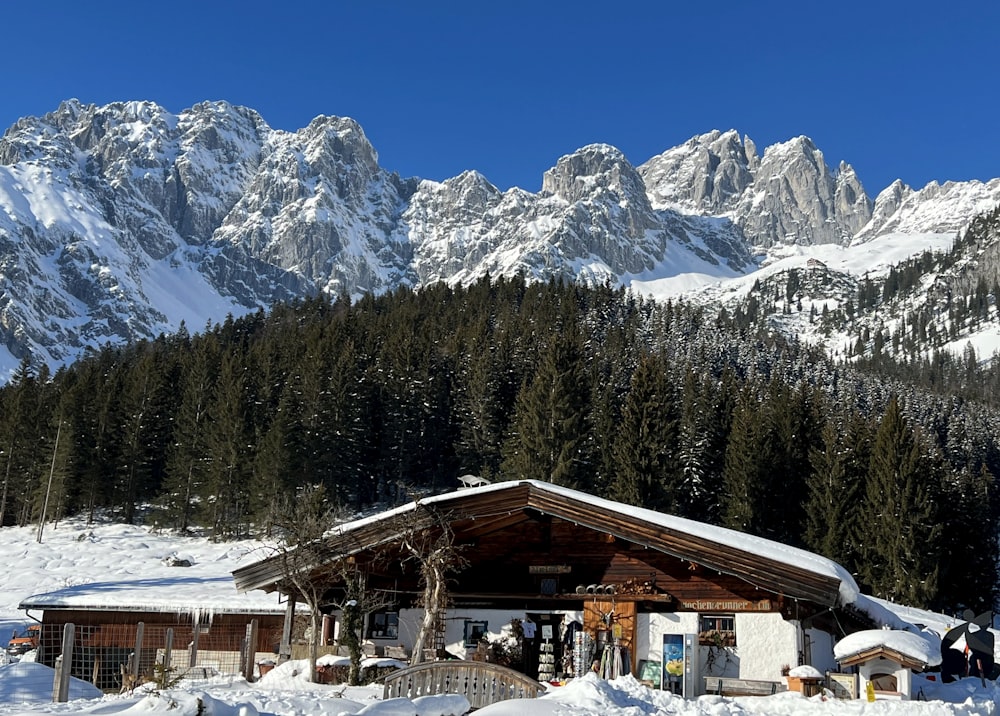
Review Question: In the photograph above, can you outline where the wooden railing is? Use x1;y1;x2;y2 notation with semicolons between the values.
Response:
383;660;545;709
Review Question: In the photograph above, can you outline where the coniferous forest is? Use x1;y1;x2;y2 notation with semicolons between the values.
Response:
1;274;999;616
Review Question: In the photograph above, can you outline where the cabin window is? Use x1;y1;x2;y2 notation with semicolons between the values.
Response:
699;615;736;647
464;620;488;646
195;612;212;634
367;610;398;639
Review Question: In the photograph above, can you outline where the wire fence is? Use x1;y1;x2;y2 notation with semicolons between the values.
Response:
3;620;278;703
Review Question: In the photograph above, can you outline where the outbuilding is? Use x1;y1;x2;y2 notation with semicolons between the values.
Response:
19;575;287;690
834;629;941;700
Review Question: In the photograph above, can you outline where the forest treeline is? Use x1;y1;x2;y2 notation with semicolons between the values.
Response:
1;275;998;614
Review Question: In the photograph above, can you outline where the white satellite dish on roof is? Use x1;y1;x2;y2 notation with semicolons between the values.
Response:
457;474;491;489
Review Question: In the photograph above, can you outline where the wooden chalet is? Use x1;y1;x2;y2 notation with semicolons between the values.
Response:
233;480;872;693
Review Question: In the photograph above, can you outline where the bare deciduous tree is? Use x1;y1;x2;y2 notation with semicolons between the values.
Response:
397;503;468;664
269;484;390;684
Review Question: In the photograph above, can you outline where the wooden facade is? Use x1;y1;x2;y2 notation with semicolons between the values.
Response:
20;605;284;690
235;481;844;615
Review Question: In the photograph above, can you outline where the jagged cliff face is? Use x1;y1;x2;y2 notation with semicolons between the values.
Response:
406;143;753;288
639;129;874;250
0;100;998;374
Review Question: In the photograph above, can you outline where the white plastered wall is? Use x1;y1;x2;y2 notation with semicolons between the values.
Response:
733;612;799;681
858;657;911;700
392;608;582;658
805;625;837;674
636;612;700;663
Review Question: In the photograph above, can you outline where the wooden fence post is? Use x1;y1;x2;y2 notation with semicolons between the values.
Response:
280;596;295;662
189;620;200;667
53;622;75;702
163;628;174;679
131;622;144;683
243;619;259;680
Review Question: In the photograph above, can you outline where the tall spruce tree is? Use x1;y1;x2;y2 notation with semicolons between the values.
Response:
453;320;507;479
767;381;823;545
720;386;775;536
200;353;252;539
501;328;592;488
857;396;942;607
935;464;998;613
675;366;736;522
0;359;40;526
608;353;679;510
804;410;870;569
161;337;218;531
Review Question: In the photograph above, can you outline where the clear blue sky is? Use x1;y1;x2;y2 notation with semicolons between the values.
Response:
3;1;998;196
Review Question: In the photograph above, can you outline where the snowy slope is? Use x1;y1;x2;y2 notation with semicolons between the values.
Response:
0;518;282;641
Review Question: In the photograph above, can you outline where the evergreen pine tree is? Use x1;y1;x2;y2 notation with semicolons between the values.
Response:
804;410;869;568
857;396;942;607
0;359;38;526
608;353;679;510
501;328;592;488
935;464;998;613
200;353;252;539
161;337;219;530
720;386;774;535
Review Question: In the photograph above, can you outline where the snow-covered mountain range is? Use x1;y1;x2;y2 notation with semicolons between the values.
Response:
2;100;999;377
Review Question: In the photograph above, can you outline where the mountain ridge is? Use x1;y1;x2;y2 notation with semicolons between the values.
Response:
2;99;1000;376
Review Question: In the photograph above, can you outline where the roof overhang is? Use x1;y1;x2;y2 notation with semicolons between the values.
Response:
232;480;848;608
837;646;929;671
17;599;286;616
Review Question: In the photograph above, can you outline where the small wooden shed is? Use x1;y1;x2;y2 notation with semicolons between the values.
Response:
834;629;941;700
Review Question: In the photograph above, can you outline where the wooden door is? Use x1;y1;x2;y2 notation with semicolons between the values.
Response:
583;599;637;674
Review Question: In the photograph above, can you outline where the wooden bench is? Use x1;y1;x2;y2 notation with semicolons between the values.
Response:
383;645;410;661
383;660;545;709
704;676;785;696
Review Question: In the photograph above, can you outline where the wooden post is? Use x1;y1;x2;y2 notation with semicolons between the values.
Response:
279;595;296;662
243;619;259;680
36;421;62;544
189;619;200;667
53;622;75;702
322;614;333;646
163;628;174;680
131;622;144;683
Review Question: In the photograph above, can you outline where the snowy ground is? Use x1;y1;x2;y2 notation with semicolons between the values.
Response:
4;660;1000;716
3;518;1000;714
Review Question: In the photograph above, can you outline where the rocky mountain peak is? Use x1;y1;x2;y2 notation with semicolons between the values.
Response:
298;115;378;175
541;143;647;205
735;135;872;248
430;170;501;211
638;128;755;213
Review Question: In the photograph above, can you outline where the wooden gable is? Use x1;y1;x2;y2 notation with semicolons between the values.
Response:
837;646;930;671
233;481;845;613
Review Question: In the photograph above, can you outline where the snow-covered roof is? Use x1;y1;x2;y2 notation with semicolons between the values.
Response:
234;480;860;609
19;575;286;615
835;629;942;668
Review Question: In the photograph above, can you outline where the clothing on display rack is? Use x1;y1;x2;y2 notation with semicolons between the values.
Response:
599;641;629;679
